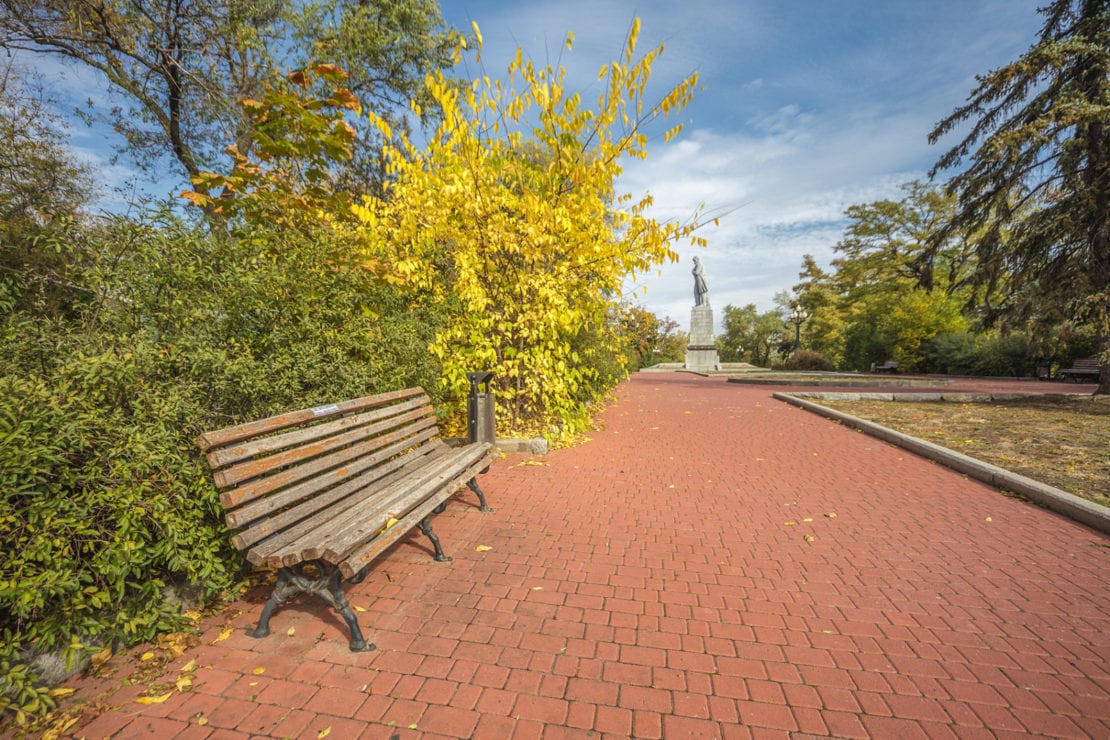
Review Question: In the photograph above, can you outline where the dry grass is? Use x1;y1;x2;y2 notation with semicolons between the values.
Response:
818;395;1110;508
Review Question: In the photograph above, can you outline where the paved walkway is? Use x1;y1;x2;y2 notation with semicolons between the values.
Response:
63;374;1108;738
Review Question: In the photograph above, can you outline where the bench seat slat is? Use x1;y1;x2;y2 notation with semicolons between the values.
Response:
196;387;426;451
313;444;490;563
337;451;496;580
242;444;445;565
254;444;483;568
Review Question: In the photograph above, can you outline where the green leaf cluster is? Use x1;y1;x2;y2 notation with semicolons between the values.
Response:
0;208;441;720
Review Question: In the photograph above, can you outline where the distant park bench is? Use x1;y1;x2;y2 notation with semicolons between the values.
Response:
1060;357;1100;381
196;387;496;651
870;360;898;373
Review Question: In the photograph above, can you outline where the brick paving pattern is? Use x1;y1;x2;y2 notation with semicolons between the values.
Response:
60;374;1109;738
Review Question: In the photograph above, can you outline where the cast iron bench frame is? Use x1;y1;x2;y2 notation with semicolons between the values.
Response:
196;387;495;652
1060;357;1100;381
870;360;898;373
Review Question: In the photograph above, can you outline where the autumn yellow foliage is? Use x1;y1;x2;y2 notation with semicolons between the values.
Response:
351;20;707;440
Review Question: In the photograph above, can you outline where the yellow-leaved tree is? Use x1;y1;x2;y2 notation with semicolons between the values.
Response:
352;19;707;441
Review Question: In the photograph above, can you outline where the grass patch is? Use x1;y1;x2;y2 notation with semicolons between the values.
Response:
818;395;1110;508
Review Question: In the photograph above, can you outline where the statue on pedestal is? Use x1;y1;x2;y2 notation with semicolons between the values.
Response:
685;257;719;372
692;256;709;306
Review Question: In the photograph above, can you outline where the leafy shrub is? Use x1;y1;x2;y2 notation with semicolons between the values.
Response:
924;331;1038;377
923;332;981;375
0;209;444;722
783;349;835;371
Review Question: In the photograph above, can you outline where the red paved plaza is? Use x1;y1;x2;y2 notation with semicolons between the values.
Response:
64;374;1109;738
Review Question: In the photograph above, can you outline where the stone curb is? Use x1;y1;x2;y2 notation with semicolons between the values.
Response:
494;437;550;455
774;392;1110;535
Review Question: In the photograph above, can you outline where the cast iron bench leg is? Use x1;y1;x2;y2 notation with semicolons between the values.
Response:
247;567;292;640
468;478;494;512
347;564;371;584
326;568;375;652
247;563;375;652
418;516;452;562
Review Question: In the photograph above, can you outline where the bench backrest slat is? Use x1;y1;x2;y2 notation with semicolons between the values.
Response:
217;414;437;511
213;404;434;490
196;387;426;451
227;428;440;537
198;387;452;557
205;396;430;469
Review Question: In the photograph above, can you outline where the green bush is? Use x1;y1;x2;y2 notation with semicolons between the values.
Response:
783;349;835;372
924;331;1039;377
0;209;444;722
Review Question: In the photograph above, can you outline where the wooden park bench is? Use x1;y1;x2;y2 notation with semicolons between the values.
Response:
196;387;496;652
1060;357;1100;381
870;359;898;373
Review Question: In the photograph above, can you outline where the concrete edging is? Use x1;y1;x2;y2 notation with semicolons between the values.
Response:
774;392;1110;535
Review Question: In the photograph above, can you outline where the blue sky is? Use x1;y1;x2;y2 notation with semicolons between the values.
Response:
438;0;1043;327
42;0;1044;329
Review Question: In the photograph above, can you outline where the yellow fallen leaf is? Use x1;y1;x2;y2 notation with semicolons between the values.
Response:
825;512;837;518
252;667;266;675
784;521;797;526
287;625;296;635
985;516;993;522
197;717;209;726
804;535;816;542
354;605;367;612
803;518;813;523
182;610;202;622
48;688;76;698
140;652;155;662
176;675;193;692
90;646;113;669
181;659;196;673
41;716;79;740
134;692;173;705
521;460;547;466
408;725;418;730
317;728;331;738
212;625;234;644
475;545;492;552
531;586;543;591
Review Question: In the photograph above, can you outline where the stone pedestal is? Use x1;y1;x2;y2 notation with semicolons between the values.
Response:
685;304;719;372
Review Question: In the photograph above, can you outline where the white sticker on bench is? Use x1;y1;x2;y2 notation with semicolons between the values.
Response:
311;404;341;417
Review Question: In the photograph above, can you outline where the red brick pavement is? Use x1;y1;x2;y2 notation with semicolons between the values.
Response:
56;374;1109;738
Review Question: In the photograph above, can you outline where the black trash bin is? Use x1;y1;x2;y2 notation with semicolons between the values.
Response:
467;372;496;445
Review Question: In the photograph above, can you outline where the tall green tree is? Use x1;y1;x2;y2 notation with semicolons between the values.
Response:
620;306;686;368
717;303;786;367
0;60;91;313
833;182;977;299
929;0;1110;392
0;0;458;190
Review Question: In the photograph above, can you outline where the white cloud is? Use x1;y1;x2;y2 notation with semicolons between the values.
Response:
20;0;1044;330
